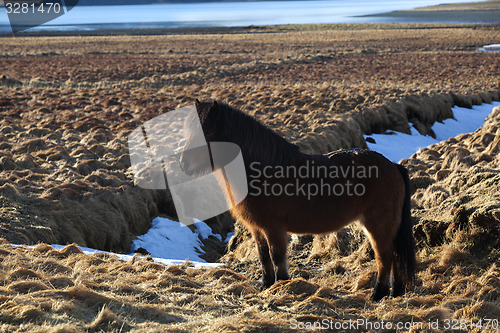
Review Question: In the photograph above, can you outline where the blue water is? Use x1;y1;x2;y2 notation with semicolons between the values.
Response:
0;0;485;33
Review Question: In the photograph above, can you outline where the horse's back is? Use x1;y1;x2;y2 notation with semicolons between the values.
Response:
324;148;392;164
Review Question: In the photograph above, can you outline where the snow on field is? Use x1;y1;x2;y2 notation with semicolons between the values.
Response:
129;217;223;263
365;101;500;163
37;217;227;268
478;44;500;52
48;243;220;269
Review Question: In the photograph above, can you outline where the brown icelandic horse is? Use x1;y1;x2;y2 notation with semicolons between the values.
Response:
180;100;416;301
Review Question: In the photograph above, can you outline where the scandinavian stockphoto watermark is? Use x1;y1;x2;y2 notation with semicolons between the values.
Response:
290;317;499;331
128;105;248;226
128;105;378;224
248;160;378;200
4;0;79;33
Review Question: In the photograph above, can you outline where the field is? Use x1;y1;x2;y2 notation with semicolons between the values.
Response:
0;21;500;332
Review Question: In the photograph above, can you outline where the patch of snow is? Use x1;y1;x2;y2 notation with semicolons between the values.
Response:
19;216;228;268
478;44;500;52
20;243;221;269
365;101;500;163
130;216;227;263
194;219;221;241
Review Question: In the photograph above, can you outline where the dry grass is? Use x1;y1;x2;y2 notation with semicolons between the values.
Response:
0;238;498;332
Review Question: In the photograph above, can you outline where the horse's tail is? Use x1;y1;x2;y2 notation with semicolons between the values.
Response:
394;164;416;286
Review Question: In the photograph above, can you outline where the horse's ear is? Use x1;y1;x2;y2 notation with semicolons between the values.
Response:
209;101;221;118
208;101;222;129
195;99;202;111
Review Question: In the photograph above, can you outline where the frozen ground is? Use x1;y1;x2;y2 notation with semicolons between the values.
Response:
365;101;500;163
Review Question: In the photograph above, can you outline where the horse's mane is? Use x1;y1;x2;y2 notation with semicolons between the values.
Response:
215;103;303;166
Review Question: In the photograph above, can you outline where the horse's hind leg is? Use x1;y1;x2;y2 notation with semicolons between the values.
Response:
390;258;405;298
365;229;393;301
251;228;275;289
372;246;393;301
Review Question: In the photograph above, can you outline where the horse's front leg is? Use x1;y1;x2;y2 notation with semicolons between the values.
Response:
251;228;275;289
265;228;290;282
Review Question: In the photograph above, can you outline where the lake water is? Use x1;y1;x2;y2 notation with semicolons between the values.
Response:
0;0;484;33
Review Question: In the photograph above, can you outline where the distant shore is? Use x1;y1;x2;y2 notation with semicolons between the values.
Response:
2;0;498;36
1;22;497;38
366;0;500;23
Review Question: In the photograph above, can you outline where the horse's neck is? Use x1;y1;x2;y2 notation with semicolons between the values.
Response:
223;118;302;167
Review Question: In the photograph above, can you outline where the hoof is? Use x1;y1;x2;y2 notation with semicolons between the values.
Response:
260;278;275;291
390;283;405;298
371;283;390;301
276;273;290;282
260;283;273;291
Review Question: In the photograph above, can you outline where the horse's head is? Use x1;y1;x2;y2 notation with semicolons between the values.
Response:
179;99;222;175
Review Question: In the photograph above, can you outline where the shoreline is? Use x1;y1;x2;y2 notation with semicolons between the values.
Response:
366;0;500;23
0;22;497;38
